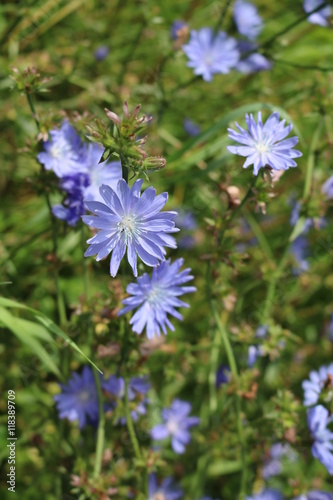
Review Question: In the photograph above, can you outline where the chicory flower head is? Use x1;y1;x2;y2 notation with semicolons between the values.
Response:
304;0;332;26
307;404;333;474
233;0;263;40
182;28;239;82
82;179;178;277
37;120;86;177
302;363;333;406
151;399;200;454
148;473;183;500
53;366;99;429
227;112;302;176
119;258;196;339
236;41;272;74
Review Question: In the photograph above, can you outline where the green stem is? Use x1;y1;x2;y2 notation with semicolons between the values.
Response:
246;213;274;260
211;301;247;498
93;369;105;478
124;378;142;462
303;117;324;199
214;0;233;34
26;93;40;130
209;323;222;415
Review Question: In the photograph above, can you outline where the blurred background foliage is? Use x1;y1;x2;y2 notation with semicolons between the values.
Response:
1;0;333;498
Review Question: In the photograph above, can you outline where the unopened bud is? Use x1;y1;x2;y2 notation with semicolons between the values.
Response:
105;108;121;127
143;156;167;171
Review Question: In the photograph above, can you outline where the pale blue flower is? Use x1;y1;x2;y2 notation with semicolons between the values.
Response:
290;236;310;275
82;179;178;277
183;118;201;136
227;112;302;176
94;45;109;61
236;41;272;74
37;120;86;177
119;258;196;339
302;363;333;406
83;143;122;202
171;20;188;40
151;399;200;454
182;28;239;82
148;473;183;500
322;176;333;199
304;0;332;26
262;443;296;479
233;0;263;40
307;404;333;474
53;366;99;429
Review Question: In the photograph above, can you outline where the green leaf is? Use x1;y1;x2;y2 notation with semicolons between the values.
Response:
288;216;307;242
0;297;102;374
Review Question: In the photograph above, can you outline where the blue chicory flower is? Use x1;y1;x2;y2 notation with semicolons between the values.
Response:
262;442;296;479
148;473;183;500
151;399;200;454
216;364;230;387
83;143;122;202
247;325;268;367
233;0;263;40
294;492;333;500
290;200;325;235
175;209;197;249
183;118;201;136
94;45;109;61
246;490;283;500
103;375;150;424
170;20;189;40
182;27;239;82
52;172;89;226
236;41;272;74
227;112;302;176
307;404;333;474
322;176;333;199
302;363;333;406
82;179;178;277
53;366;99;429
304;0;332;26
290;236;310;275
119;258;196;339
37;120;86;177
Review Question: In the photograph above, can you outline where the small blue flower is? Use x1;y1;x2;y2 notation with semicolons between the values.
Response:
53;366;99;429
148;473;183;500
183;118;201;137
37;120;86;177
246;490;283;500
302;363;333;406
290;200;325;234
216;364;230;387
82;179;178;277
304;0;332;26
94;45;109;61
182;28;239;82
307;404;333;474
236;41;272;74
102;375;150;424
247;325;267;367
294;492;333;500
322;176;333;199
290;236;310;275
170;20;189;40
227;112;302;176
233;0;263;40
262;443;296;479
176;209;197;249
151;399;200;454
83;143;122;202
52;172;89;226
119;258;196;339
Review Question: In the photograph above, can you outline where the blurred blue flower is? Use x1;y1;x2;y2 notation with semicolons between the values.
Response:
151;399;200;454
170;20;189;40
262;442;296;479
37;120;86;177
176;209;197;249
322;175;333;199
94;45;109;61
119;258;196;339
52;172;89;226
246;489;283;500
103;375;150;424
53;366;99;429
233;0;263;40
148;473;183;500
294;492;333;500
216;364;230;387
182;28;239;82
302;363;333;406
304;0;332;26
307;404;333;474
227;112;302;176
82;179;178;277
236;41;272;74
247;325;267;367
83;143;122;202
183;118;201;136
327;314;333;342
290;200;325;234
290;236;310;275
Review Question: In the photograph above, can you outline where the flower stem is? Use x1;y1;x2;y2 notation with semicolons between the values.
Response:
93;369;105;478
211;301;247;499
124;378;142;462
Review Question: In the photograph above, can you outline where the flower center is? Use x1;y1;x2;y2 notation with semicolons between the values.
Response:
50;144;62;159
256;141;270;153
118;215;138;243
166;418;179;435
78;390;91;403
147;285;164;306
